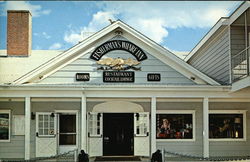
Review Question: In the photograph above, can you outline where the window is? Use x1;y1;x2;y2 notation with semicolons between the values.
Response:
88;112;102;137
209;111;246;140
0;110;11;142
156;110;195;140
37;113;55;137
134;113;149;136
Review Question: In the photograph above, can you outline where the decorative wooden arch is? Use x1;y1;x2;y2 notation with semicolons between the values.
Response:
92;101;144;112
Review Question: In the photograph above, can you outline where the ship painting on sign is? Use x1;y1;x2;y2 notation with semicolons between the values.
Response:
97;57;141;71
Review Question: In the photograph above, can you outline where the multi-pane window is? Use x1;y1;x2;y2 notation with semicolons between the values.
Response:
88;113;102;137
135;113;149;136
0;110;10;141
156;113;193;139
37;113;55;136
209;113;244;139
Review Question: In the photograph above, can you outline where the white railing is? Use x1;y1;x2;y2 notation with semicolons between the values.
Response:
231;46;250;82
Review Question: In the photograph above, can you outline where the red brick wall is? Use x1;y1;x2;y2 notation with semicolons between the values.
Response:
7;10;32;56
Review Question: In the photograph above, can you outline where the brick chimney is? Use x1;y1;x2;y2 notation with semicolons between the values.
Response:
7;10;32;56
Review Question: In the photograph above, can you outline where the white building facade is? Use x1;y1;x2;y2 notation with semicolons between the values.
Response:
0;2;250;161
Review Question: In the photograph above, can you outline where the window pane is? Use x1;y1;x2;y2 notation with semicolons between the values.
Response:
60;115;76;133
209;114;243;139
59;134;76;145
39;115;43;121
0;113;9;140
50;116;54;122
50;123;54;129
89;113;101;136
44;129;49;135
44;115;48;121
135;114;148;136
39;122;43;128
39;129;43;135
44;121;48;128
156;114;193;139
37;113;55;136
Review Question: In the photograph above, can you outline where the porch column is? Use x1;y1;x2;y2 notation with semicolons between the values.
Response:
81;94;87;152
203;97;209;158
25;97;31;160
151;97;156;155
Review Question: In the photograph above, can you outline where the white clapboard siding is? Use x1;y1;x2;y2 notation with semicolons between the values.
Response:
190;32;229;67
40;37;195;85
71;59;167;66
230;26;248;57
189;29;229;64
209;102;250;157
156;102;203;156
0;102;25;159
188;28;230;85
58;65;176;72
50;71;185;78
42;76;194;85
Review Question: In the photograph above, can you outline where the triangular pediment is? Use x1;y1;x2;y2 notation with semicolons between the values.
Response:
13;20;220;86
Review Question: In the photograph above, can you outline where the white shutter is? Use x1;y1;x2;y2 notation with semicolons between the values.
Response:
88;112;103;157
36;112;57;157
134;112;150;156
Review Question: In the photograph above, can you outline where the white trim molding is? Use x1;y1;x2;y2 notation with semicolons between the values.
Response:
209;110;247;142
81;95;87;151
151;97;157;154
203;97;209;158
25;97;31;160
231;76;250;92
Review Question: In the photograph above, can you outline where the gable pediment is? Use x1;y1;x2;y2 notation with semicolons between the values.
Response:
39;36;196;85
12;20;220;86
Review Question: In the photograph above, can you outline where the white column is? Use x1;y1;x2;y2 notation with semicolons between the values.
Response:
25;97;31;160
81;94;87;152
151;97;156;155
203;97;209;158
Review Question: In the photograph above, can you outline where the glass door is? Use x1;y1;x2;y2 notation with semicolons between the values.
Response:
88;112;103;157
58;113;77;154
36;112;57;157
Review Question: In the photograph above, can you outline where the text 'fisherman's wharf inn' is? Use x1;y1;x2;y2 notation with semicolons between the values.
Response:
1;1;250;162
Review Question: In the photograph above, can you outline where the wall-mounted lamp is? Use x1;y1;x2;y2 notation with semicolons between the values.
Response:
136;113;139;121
50;113;55;118
31;112;35;120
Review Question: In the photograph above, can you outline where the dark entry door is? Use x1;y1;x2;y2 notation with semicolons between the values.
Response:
103;113;133;156
59;114;76;145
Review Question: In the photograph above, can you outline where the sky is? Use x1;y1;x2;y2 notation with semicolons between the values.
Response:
0;1;242;54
